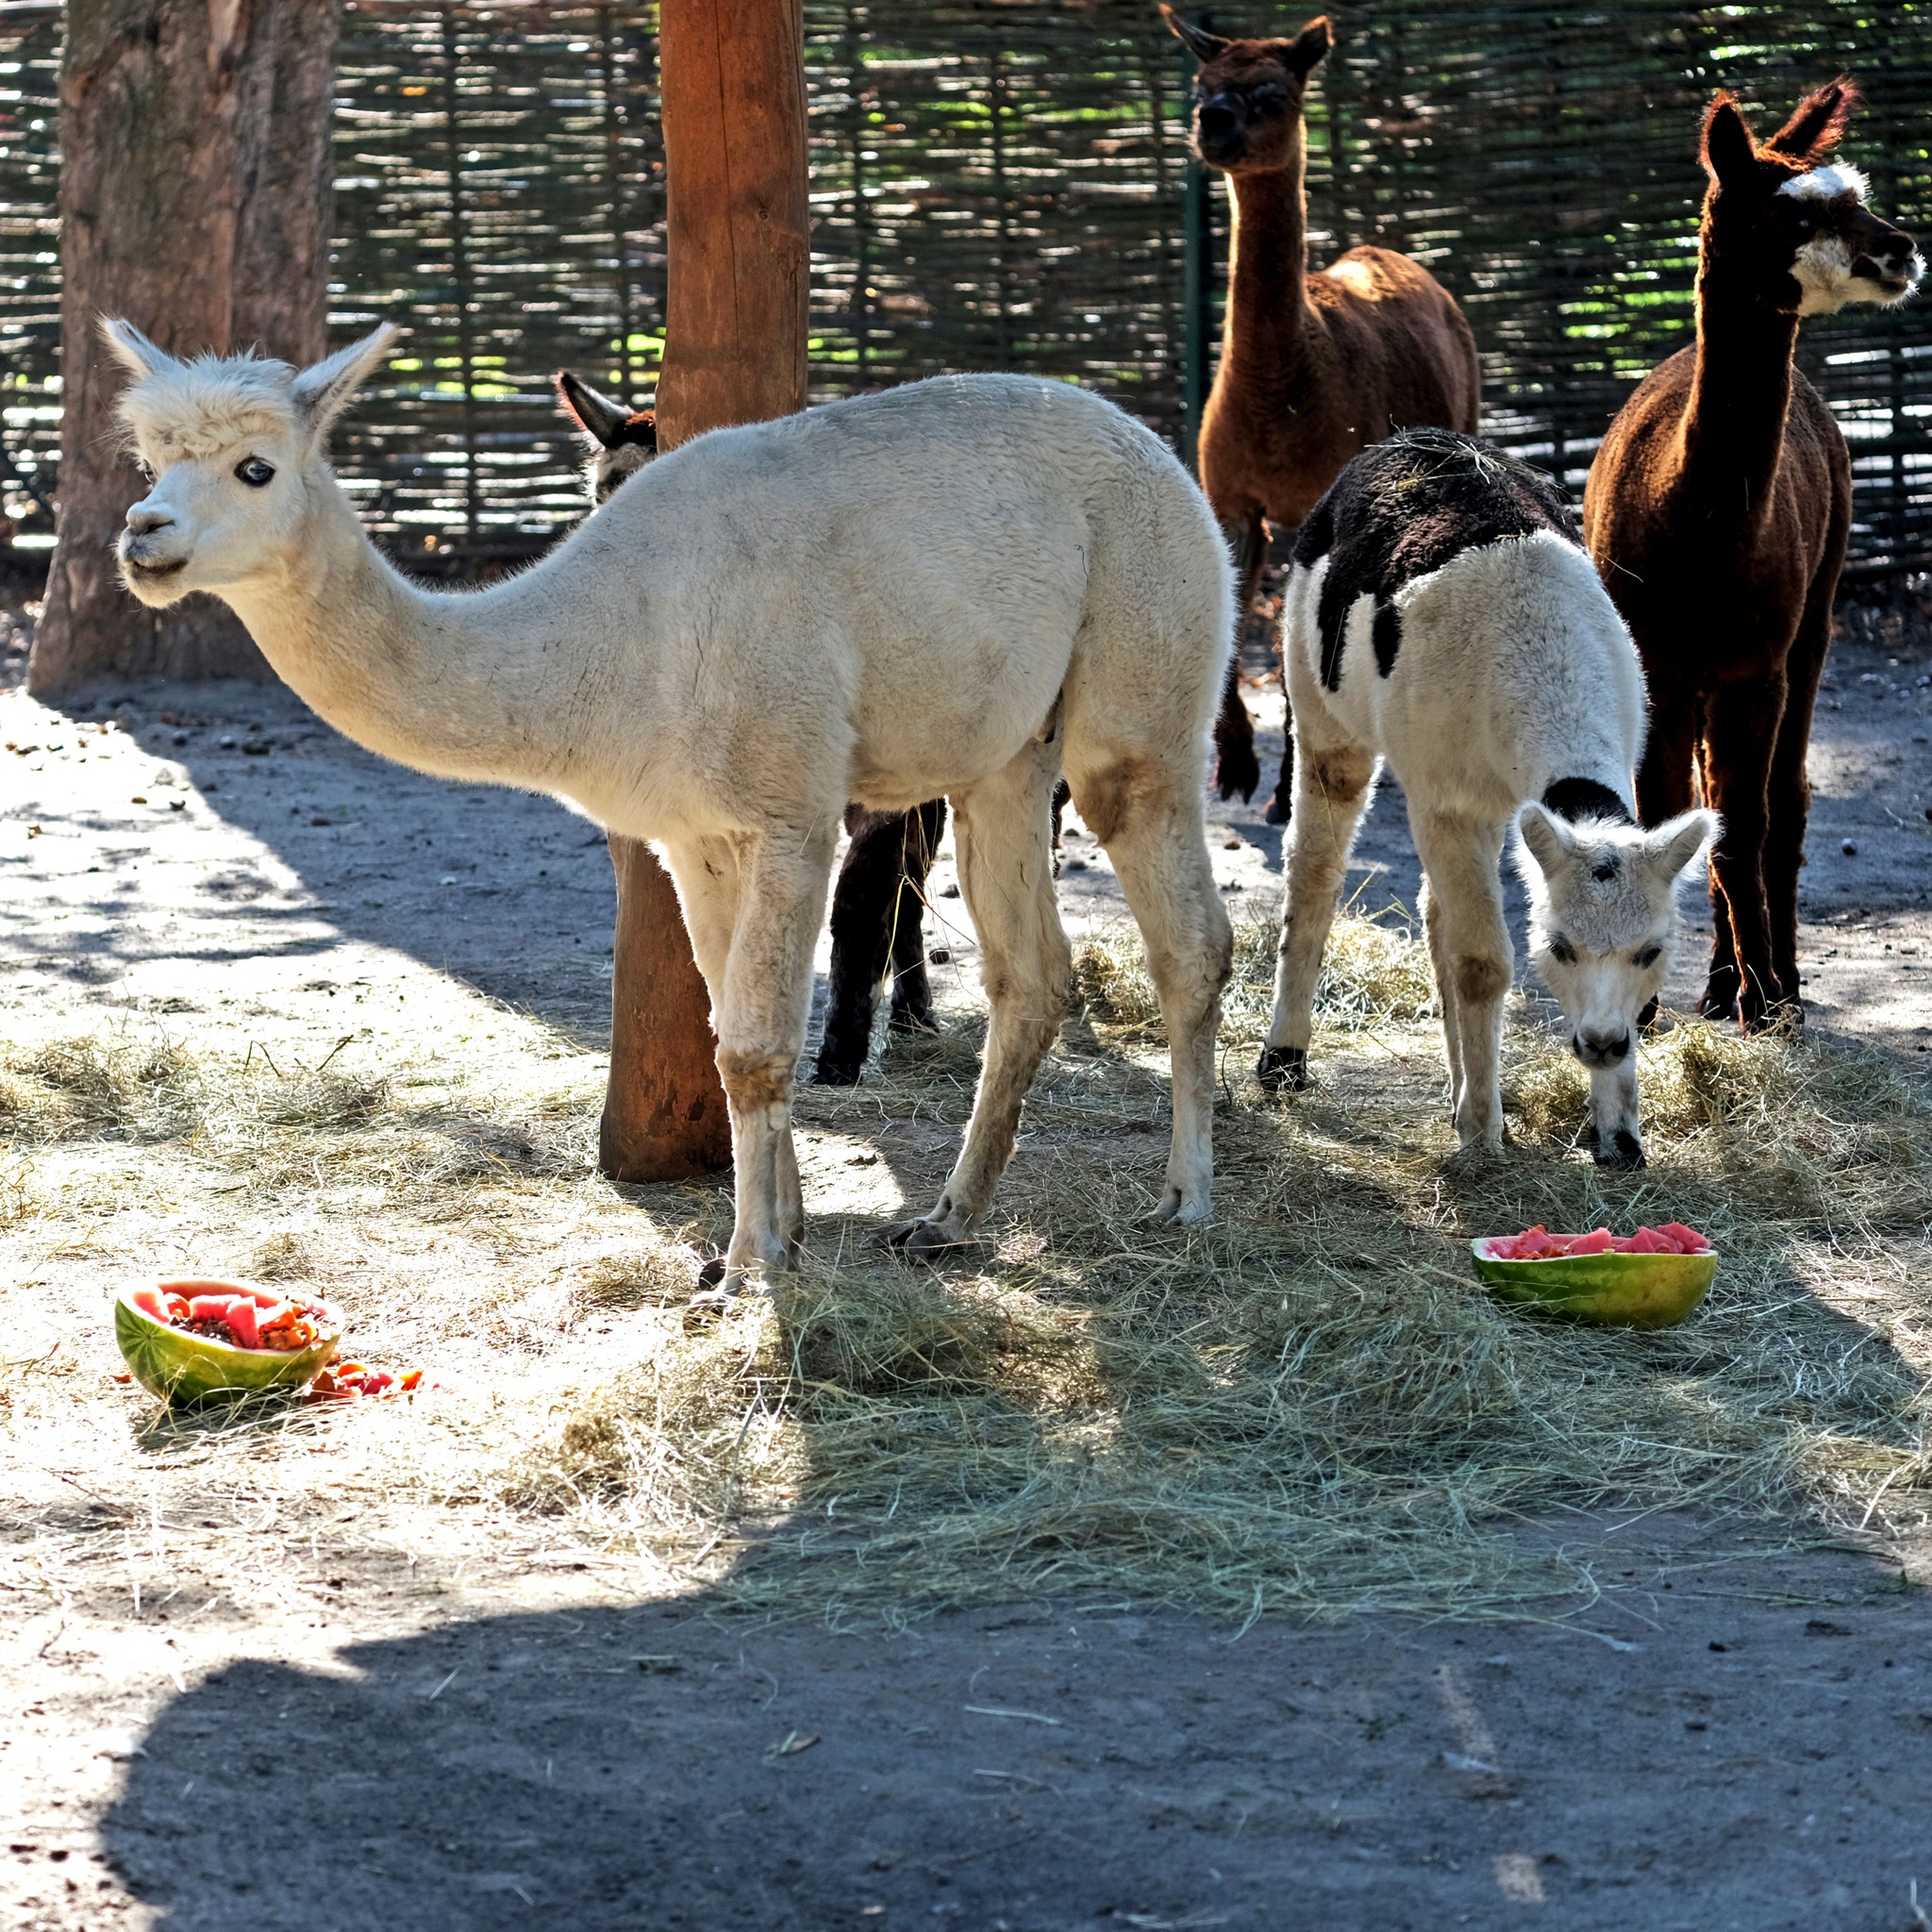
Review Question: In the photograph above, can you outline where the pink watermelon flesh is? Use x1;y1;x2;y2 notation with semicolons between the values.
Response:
131;1286;171;1323
225;1300;262;1349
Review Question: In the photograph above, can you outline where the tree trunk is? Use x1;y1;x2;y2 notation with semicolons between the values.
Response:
597;0;809;1184
30;0;343;695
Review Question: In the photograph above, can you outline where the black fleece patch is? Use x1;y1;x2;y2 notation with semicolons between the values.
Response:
1291;429;1576;691
1541;775;1635;826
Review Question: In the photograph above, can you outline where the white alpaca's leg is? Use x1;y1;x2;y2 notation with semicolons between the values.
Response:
684;827;837;1284
1407;810;1511;1150
1083;766;1233;1223
1259;738;1376;1092
1419;871;1464;1122
891;741;1066;1258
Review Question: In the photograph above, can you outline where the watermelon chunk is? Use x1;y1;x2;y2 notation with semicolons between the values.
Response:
1657;1222;1711;1253
225;1299;263;1350
130;1286;172;1323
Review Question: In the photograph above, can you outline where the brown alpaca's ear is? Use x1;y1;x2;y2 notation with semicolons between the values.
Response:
1282;15;1331;79
1764;77;1858;161
1159;5;1229;65
557;369;635;450
1700;93;1758;186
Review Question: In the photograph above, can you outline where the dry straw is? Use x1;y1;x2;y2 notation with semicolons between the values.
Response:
3;915;1926;1624
508;915;1932;1621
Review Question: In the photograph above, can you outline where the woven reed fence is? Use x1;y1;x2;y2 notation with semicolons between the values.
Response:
0;1;1926;576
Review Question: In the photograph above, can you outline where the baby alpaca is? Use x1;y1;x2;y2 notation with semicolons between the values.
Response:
558;370;949;1082
112;326;1236;1285
1258;431;1715;1167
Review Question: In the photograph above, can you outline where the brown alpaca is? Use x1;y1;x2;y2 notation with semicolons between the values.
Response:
1583;82;1919;1031
1163;7;1480;813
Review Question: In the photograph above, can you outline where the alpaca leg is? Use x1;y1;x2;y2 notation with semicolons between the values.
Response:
1407;810;1511;1151
1087;766;1235;1223
814;807;907;1086
1420;871;1463;1123
1765;579;1835;1019
707;827;839;1283
1694;722;1741;1022
889;743;1066;1258
887;797;948;1035
1258;738;1376;1091
1700;678;1787;1032
1211;508;1266;803
1635;681;1706;1026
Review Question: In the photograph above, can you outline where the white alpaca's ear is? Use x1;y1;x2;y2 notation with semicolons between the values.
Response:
291;324;400;443
1515;801;1574;879
98;318;176;380
1646;808;1719;883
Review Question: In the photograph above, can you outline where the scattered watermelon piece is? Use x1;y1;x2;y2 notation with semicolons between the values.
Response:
1482;1222;1713;1260
225;1299;263;1350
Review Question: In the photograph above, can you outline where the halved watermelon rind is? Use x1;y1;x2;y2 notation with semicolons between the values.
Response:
1470;1240;1718;1330
113;1286;341;1406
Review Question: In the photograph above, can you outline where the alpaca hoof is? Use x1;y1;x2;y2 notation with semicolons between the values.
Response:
1594;1130;1646;1171
884;1218;974;1264
1263;790;1292;826
811;1056;864;1087
1256;1044;1308;1094
1214;745;1261;805
1148;1186;1209;1227
1697;978;1740;1023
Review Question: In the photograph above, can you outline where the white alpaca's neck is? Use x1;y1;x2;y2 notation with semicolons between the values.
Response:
220;474;608;791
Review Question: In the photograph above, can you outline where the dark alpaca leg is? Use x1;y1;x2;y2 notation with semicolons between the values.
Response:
886;797;948;1034
1211;510;1267;803
1634;681;1701;1028
1764;555;1843;1023
815;806;909;1086
1700;678;1789;1032
1693;727;1740;1022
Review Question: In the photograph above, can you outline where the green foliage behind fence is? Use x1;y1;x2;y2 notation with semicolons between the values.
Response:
0;1;1926;576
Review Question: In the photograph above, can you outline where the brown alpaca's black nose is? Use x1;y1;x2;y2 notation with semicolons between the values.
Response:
125;506;173;536
1197;97;1241;147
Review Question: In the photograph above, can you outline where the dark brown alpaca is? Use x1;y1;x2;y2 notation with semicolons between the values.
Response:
1583;83;1919;1031
1163;7;1480;813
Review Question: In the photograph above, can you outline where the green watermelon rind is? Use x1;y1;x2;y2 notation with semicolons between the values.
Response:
113;1289;341;1406
1470;1239;1718;1331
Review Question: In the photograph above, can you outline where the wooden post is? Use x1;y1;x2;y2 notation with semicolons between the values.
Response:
30;0;342;694
598;0;809;1182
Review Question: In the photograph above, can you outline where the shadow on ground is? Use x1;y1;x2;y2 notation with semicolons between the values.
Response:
101;1533;1932;1932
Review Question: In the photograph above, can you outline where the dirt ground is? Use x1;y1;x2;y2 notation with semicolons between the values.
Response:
2;597;1930;1932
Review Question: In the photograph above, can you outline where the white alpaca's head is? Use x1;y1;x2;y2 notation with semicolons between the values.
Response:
557;370;657;506
107;319;397;607
1515;801;1717;1166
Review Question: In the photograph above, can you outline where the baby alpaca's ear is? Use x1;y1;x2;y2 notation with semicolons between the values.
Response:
292;324;400;445
1515;801;1574;879
1645;808;1719;884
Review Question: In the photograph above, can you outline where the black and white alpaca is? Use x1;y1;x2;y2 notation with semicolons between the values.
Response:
1257;431;1716;1168
558;371;947;1082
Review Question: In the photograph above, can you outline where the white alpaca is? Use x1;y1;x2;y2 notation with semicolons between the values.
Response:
1257;431;1716;1168
107;322;1236;1282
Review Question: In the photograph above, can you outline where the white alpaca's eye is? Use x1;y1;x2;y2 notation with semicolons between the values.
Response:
235;457;275;489
1633;945;1662;969
1548;935;1576;965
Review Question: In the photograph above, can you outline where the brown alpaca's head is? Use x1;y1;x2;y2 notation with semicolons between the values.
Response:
1699;81;1922;316
1160;7;1330;176
557;370;658;505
